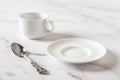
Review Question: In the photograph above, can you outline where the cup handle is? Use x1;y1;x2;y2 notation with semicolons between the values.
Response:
44;18;54;32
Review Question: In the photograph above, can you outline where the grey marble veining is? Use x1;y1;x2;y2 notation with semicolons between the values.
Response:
0;0;120;80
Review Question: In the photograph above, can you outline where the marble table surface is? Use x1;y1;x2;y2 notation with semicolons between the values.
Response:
0;0;120;80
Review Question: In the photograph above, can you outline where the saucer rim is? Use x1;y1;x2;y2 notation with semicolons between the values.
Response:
46;38;107;64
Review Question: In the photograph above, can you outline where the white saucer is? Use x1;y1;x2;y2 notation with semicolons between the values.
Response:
47;38;106;63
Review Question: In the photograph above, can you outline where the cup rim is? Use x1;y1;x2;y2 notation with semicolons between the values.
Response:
19;12;49;20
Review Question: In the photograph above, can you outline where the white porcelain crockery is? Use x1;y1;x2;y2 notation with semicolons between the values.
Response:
19;12;54;39
47;38;107;63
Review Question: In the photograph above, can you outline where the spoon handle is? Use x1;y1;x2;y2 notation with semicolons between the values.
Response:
31;60;49;75
24;55;49;75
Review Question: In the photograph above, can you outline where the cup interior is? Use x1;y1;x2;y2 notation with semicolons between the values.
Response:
20;12;48;19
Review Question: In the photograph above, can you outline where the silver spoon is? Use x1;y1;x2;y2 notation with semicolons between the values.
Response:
11;43;49;75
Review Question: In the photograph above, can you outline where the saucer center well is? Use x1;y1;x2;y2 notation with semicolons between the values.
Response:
61;47;91;58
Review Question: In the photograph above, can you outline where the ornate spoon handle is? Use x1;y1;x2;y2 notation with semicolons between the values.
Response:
24;55;49;75
31;60;49;75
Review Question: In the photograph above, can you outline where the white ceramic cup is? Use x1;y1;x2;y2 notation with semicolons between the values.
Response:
19;12;54;39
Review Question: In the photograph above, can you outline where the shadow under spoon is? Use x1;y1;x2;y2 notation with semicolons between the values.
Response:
11;43;49;75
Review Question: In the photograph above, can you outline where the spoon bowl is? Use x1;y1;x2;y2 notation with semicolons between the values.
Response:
11;43;24;57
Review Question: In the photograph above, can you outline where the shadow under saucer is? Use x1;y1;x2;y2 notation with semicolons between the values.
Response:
64;50;118;72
